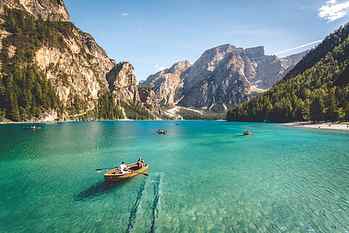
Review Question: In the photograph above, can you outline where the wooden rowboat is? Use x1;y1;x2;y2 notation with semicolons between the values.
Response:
104;163;149;182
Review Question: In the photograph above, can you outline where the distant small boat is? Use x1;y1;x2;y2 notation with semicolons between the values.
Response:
243;130;253;136
156;129;167;135
104;162;149;182
25;125;42;131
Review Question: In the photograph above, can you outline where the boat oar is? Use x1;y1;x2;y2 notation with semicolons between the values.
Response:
133;171;149;176
96;167;117;172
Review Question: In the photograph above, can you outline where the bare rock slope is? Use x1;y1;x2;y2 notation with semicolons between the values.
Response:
143;61;191;107
145;44;306;112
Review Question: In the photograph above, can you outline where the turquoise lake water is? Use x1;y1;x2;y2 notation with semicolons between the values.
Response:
0;121;349;233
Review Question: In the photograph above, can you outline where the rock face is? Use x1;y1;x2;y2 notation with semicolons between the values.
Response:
0;0;158;121
138;86;161;114
33;31;114;115
143;61;191;107
145;44;306;112
280;50;309;75
107;62;140;104
2;0;70;21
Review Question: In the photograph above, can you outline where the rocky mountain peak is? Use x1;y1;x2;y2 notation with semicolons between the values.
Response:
200;44;238;64
146;44;307;113
181;44;243;92
2;0;70;21
202;44;265;60
245;46;265;58
168;60;191;73
143;60;192;107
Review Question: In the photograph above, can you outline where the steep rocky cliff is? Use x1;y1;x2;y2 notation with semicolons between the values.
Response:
107;62;140;104
2;0;70;21
280;50;309;78
105;62;161;119
179;45;306;111
145;45;306;112
0;0;158;121
143;60;191;107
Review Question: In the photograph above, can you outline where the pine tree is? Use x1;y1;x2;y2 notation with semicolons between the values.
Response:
310;97;325;122
0;108;5;120
8;92;20;121
326;92;339;121
344;102;349;122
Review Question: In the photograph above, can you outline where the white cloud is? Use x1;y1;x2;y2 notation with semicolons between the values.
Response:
276;40;322;55
121;12;129;17
319;0;349;21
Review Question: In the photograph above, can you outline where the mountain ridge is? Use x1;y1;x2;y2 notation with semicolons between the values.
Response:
145;45;306;113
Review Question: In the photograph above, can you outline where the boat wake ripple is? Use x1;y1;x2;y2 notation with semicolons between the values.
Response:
149;174;161;233
126;179;147;233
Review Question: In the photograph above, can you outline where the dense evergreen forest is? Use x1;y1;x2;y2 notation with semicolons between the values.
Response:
227;23;349;123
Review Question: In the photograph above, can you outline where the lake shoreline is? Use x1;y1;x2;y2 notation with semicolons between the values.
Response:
283;121;349;131
0;119;226;125
0;119;77;125
0;119;136;125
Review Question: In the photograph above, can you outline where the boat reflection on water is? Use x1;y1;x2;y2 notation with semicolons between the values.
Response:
75;180;127;201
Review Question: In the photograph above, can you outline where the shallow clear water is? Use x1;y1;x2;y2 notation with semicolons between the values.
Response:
0;121;349;233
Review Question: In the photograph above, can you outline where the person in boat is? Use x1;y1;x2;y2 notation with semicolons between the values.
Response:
157;129;167;135
243;130;252;136
137;158;144;168
119;162;129;174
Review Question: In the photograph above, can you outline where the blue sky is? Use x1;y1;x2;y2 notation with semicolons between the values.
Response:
64;0;349;80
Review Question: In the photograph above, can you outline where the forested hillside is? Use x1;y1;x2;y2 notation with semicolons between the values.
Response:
0;8;65;121
227;24;349;123
0;2;160;122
